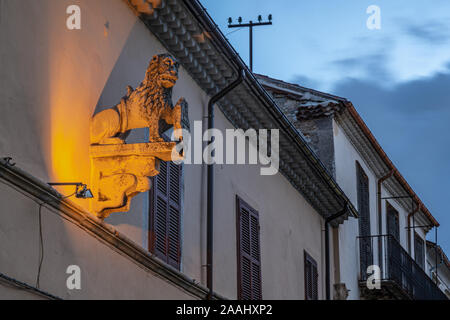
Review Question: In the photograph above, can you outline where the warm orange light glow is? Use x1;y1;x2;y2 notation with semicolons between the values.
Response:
43;0;138;211
48;63;94;210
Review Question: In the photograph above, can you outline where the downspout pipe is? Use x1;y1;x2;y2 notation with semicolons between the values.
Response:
181;0;358;297
184;0;355;208
325;202;348;300
206;69;246;300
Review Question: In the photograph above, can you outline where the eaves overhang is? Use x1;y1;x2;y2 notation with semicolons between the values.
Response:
257;74;439;228
340;102;439;228
125;0;358;224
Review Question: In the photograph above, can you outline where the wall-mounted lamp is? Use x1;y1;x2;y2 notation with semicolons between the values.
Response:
48;182;94;199
1;157;16;166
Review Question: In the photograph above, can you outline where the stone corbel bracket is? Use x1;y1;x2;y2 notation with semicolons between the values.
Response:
90;142;182;219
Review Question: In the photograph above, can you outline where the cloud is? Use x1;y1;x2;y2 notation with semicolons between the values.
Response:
332;66;450;114
291;49;393;91
331;66;450;254
404;21;450;45
331;53;391;84
289;74;320;89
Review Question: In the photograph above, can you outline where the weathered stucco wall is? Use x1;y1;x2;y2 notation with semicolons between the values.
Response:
333;119;374;299
211;109;327;299
0;0;328;299
0;181;197;299
0;0;207;297
296;117;336;178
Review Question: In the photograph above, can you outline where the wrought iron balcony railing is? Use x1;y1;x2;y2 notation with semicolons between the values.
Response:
357;234;447;300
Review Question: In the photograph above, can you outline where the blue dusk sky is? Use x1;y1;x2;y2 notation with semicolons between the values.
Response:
201;0;450;253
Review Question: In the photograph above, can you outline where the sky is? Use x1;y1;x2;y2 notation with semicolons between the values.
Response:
201;0;450;254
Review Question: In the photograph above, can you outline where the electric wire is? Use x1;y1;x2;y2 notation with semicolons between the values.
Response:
36;190;76;289
225;27;243;36
36;203;44;289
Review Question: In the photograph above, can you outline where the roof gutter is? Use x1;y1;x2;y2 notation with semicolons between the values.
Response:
182;0;358;220
344;102;438;228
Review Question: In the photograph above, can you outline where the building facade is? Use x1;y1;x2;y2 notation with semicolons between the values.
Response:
1;0;447;301
258;75;447;300
0;0;358;300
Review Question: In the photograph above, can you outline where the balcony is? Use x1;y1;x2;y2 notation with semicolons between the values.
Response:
357;234;447;300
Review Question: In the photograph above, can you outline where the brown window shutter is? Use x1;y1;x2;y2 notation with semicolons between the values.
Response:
152;161;168;259
357;162;373;275
167;162;181;268
304;251;318;300
304;256;312;300
357;163;371;237
237;196;262;300
150;160;182;270
312;263;318;300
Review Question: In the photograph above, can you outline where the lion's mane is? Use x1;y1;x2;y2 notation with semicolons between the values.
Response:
126;54;177;118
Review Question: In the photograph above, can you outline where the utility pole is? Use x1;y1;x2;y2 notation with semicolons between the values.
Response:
227;15;272;72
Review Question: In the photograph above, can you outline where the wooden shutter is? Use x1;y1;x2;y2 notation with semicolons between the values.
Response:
304;251;318;300
149;160;182;269
236;196;262;300
414;233;425;269
357;163;371;237
356;162;373;275
386;203;400;241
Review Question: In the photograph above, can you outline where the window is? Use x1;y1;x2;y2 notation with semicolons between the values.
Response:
236;196;262;300
386;202;400;241
149;160;182;269
356;162;371;237
304;251;318;300
414;232;425;269
356;162;373;272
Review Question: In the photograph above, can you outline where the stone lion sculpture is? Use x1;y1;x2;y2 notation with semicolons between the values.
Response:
89;54;187;218
90;53;186;145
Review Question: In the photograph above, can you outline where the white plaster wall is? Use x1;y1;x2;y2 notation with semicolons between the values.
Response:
0;0;328;299
332;120;378;300
0;182;196;299
426;256;450;296
210;108;327;299
0;0;208;287
378;187;428;256
437;267;450;296
333;118;431;299
0;0;205;298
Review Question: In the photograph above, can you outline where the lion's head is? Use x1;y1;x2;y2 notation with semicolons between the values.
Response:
144;54;180;89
